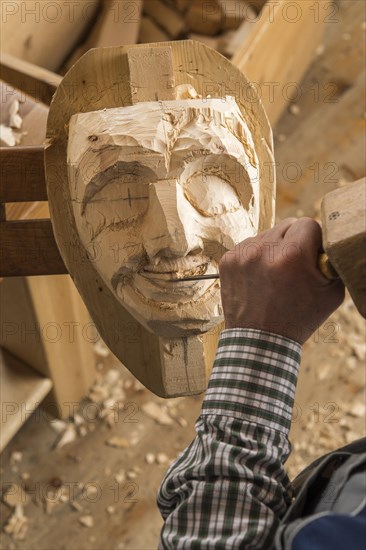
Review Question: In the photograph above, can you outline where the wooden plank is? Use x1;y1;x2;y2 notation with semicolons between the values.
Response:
322;178;366;319
143;0;186;38
0;275;96;419
0;53;61;106
0;348;52;451
128;46;176;102
0;82;96;418
185;0;222;35
218;0;256;30
0;220;67;277
0;146;46;203
64;0;142;70
232;0;327;125
0;0;100;71
276;69;366;214
218;17;257;58
26;275;97;417
140;17;170;43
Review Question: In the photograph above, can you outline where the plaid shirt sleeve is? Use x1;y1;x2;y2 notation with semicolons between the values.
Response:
157;328;302;549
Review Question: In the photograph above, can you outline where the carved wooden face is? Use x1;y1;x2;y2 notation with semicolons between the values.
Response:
67;98;260;337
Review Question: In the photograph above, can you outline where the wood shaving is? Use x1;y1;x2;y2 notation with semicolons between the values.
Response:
177;417;188;428
349;402;366;418
10;451;23;465
141;402;173;426
55;425;77;449
156;453;169;465
0;124;16;146
79;515;94;528
105;436;130;449
145;453;155;464
94;338;110;357
289;104;301;116
49;419;68;434
4;504;28;540
8;100;23;129
114;472;126;485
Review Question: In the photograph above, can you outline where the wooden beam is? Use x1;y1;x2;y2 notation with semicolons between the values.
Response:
128;46;176;103
232;0;327;125
322;178;366;319
0;146;46;203
0;220;67;277
0;0;100;71
64;0;143;71
0;348;52;451
0;53;61;105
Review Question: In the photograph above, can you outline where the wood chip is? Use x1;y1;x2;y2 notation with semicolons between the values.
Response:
73;413;85;426
142;402;173;426
8;100;22;129
79;515;94;528
50;419;68;434
55;425;77;449
78;425;88;437
4;505;28;540
144;0;186;37
0;124;16;146
114;472;126;485
106;505;115;515
289;104;301;115
94;338;110;357
10;451;23;465
145;453;156;464
349;402;366;418
105;436;130;449
156;453;169;465
177;417;188;428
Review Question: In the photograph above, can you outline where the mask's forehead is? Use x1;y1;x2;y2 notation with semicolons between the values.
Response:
67;97;249;163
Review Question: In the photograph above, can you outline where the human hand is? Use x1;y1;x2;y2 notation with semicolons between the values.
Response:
219;218;345;344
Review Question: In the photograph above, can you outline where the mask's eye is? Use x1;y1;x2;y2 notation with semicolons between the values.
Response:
183;173;241;217
84;179;149;238
180;155;254;217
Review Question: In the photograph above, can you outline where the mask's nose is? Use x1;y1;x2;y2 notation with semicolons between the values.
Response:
142;180;203;260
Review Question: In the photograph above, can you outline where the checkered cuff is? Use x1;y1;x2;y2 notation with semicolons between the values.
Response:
202;328;302;434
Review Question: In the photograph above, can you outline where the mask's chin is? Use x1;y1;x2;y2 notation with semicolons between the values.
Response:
115;272;223;338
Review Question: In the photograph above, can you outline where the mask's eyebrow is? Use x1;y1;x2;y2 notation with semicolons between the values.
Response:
81;161;157;214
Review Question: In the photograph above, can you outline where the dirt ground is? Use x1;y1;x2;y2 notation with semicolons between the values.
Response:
1;1;365;549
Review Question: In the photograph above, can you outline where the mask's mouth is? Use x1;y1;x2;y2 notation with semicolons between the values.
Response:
140;262;208;282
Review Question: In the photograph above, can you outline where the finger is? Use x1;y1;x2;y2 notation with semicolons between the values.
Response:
285;218;323;265
258;217;298;242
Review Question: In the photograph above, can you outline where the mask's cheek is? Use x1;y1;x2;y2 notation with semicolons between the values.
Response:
200;208;257;262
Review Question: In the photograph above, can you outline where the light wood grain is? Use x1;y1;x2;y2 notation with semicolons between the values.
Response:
232;0;327;124
0;53;61;105
45;41;275;397
322;178;366;319
0;220;67;277
0;0;100;71
0;348;52;451
0;146;46;203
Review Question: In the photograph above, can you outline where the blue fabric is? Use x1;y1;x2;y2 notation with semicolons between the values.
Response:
292;506;366;550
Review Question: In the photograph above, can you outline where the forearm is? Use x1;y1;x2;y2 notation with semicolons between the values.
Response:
157;329;301;549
